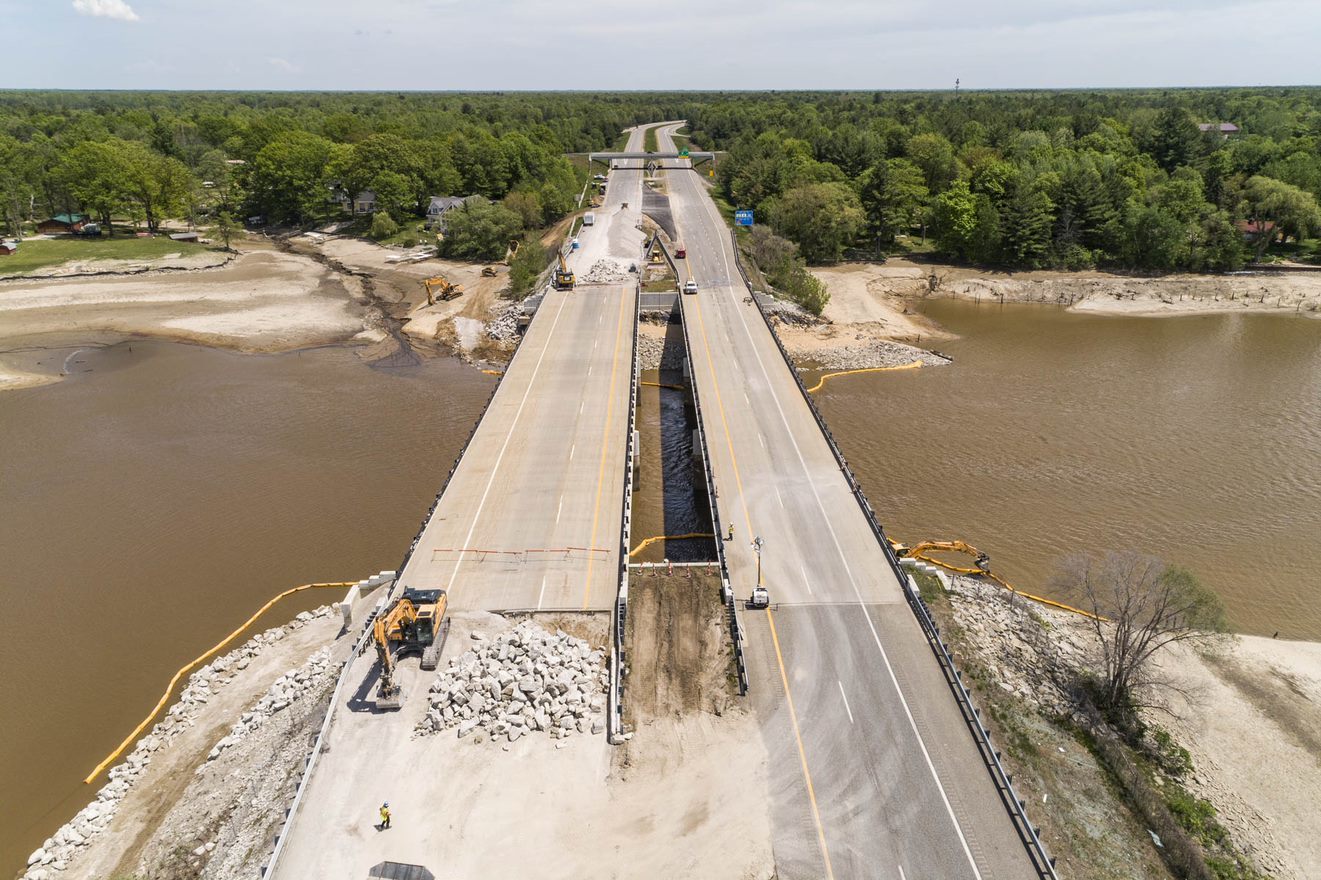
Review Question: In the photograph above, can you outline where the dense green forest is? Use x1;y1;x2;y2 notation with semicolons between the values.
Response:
3;89;1321;273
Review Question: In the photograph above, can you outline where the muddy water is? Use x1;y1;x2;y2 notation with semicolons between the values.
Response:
819;301;1321;639
0;341;493;871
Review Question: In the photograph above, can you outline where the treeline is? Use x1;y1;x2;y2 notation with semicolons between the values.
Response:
0;92;687;241
695;89;1321;271
5;89;1321;274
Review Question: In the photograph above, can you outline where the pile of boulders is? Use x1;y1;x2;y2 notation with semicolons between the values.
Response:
484;303;523;343
580;259;631;285
942;576;1086;718
416;621;607;743
206;645;336;762
796;338;952;371
21;605;337;880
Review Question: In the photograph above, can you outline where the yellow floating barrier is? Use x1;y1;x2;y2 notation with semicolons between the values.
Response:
805;360;924;393
84;580;355;784
628;533;715;558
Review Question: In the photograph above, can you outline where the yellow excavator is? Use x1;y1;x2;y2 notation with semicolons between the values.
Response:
890;539;991;574
423;275;463;305
554;251;575;290
372;587;450;711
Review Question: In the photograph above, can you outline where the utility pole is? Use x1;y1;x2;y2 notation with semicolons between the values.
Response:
955;77;961;97
752;536;764;587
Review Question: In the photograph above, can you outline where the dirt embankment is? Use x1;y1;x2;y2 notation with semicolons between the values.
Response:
934;575;1321;880
304;237;521;365
0;233;524;393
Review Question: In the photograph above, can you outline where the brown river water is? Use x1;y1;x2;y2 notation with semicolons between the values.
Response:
0;341;493;871
819;300;1321;642
3;301;1320;870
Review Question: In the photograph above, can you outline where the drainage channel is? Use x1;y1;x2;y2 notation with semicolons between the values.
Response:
630;308;718;564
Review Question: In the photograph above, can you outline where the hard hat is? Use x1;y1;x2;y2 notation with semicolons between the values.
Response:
382;802;389;808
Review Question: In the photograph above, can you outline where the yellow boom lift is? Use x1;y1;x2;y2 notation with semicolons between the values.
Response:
554;251;575;290
423;275;463;305
372;587;450;710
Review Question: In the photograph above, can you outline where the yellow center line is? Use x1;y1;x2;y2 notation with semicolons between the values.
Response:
675;154;835;874
767;607;836;880
581;287;631;609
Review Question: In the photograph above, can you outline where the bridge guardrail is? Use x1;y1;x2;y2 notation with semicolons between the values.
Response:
728;230;1058;880
676;285;750;696
610;282;641;741
262;281;536;879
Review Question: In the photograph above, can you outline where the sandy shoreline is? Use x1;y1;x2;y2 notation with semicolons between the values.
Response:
0;243;377;391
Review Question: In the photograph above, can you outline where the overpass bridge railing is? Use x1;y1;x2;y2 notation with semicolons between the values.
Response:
609;282;642;742
676;283;750;696
728;230;1060;880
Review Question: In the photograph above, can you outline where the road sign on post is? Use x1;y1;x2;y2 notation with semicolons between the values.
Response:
679;148;690;158
734;209;754;227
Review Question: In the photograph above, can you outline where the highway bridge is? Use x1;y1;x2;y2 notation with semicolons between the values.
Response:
269;122;1051;879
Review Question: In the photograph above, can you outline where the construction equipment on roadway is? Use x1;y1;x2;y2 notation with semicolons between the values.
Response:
481;266;497;277
554;251;575;290
891;539;991;574
423;275;463;305
372;587;450;710
748;585;770;609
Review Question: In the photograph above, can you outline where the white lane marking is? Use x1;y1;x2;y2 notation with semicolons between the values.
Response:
588;365;593;377
556;497;563;524
898;868;907;880
444;295;569;590
579;401;585;415
759;433;767;450
800;562;813;596
775;484;784;508
838;680;854;725
537;575;547;610
687;154;985;879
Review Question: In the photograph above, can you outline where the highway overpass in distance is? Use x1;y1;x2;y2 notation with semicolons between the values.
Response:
659;121;1042;880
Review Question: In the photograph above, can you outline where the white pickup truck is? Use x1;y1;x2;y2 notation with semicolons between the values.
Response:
582;212;595;226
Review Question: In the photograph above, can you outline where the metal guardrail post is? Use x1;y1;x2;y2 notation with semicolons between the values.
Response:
727;229;1058;879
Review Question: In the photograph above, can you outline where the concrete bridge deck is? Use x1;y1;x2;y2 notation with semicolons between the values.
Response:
659;122;1038;880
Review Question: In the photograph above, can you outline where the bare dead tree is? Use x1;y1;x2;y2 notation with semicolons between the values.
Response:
1053;551;1226;726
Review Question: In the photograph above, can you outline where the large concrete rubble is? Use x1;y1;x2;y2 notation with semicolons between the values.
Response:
579;258;632;285
416;620;608;743
205;645;335;763
22;605;337;880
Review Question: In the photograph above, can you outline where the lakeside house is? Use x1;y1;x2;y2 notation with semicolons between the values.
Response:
37;213;90;234
425;195;477;231
329;186;379;215
1198;122;1241;138
1236;219;1277;241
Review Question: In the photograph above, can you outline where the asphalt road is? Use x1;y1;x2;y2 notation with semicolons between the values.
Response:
659;123;1038;879
395;129;645;613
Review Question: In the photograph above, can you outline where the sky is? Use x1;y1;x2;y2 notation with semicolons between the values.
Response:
2;0;1319;91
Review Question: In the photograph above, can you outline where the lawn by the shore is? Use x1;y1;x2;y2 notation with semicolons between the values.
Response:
0;236;213;275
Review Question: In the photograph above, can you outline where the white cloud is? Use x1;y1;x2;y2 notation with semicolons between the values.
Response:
72;0;140;21
267;57;299;73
